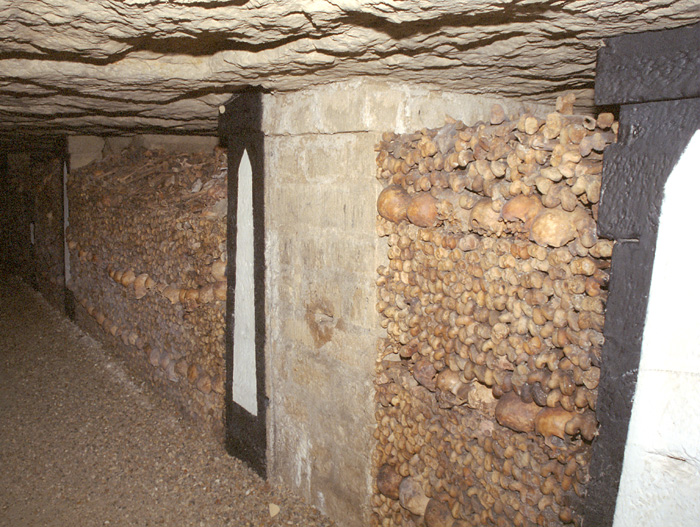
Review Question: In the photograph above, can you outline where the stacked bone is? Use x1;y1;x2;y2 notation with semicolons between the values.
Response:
66;146;228;430
373;94;615;527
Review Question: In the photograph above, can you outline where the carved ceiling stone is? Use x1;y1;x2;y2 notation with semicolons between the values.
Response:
1;1;698;135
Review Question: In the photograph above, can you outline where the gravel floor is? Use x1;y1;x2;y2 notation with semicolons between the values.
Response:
0;275;335;527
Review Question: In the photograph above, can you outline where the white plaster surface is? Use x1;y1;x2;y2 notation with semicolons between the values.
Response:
232;149;257;416
614;131;700;527
261;80;551;136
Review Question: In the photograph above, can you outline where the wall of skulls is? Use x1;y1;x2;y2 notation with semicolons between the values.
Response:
66;144;228;432
372;94;615;527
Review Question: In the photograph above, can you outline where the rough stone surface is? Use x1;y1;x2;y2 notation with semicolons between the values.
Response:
68;135;105;169
1;1;698;135
596;22;700;105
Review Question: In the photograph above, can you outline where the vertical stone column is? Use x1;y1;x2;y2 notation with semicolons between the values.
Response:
263;84;385;526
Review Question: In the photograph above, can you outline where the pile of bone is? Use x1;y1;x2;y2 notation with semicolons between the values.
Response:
65;147;228;429
372;94;615;527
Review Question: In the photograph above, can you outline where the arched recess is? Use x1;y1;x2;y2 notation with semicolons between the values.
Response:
612;132;700;525
232;149;258;416
585;22;699;526
219;90;267;477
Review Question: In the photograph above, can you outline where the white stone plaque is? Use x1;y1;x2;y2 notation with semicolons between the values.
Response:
232;149;257;416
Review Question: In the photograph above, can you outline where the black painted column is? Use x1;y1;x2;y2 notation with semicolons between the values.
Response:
218;89;268;477
584;22;700;527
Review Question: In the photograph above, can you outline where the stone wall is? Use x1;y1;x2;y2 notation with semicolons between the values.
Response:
261;80;549;527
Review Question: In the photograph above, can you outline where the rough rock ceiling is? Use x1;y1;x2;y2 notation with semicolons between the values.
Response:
1;0;698;136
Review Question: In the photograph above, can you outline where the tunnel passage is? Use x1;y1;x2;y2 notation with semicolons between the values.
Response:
0;137;67;309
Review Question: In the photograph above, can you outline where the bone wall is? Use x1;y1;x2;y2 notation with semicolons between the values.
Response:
261;80;549;527
373;95;615;527
66;138;228;432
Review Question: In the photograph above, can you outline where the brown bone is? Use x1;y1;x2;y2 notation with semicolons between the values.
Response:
376;464;402;500
424;498;456;527
495;392;541;433
378;185;412;224
535;407;576;440
399;477;430;516
501;195;543;231
565;411;598;441
407;193;439;228
529;208;577;248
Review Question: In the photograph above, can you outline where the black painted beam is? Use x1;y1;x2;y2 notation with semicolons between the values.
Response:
596;22;700;106
586;23;700;527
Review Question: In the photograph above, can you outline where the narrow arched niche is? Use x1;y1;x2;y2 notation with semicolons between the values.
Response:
232;148;258;416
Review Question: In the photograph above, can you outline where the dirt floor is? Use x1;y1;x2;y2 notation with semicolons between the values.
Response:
0;275;334;527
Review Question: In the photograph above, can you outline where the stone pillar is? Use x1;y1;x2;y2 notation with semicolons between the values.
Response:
219;91;268;477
